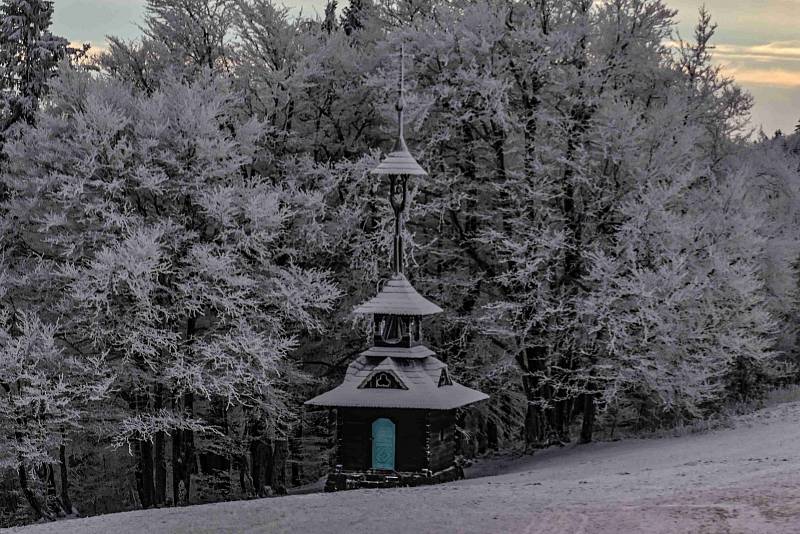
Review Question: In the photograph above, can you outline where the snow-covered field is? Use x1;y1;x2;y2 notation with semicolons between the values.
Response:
10;402;800;534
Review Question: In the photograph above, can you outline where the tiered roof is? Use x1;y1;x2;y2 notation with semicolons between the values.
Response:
359;345;435;359
306;272;486;410
370;138;428;177
305;354;488;410
305;46;487;413
353;274;443;316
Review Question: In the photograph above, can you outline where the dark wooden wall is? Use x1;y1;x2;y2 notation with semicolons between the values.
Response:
337;408;427;472
427;410;456;472
335;408;457;473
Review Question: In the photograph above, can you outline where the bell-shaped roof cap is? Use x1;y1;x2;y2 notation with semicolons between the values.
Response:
370;137;428;176
354;273;443;316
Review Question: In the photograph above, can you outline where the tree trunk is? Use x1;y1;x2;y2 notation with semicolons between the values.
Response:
173;316;199;506
487;419;498;450
518;345;562;449
59;443;73;514
182;393;195;502
270;439;288;495
522;382;541;447
44;464;64;517
171;392;195;506
135;439;155;508
204;398;231;497
172;427;183;505
251;436;273;497
239;452;251;495
154;385;167;506
579;394;595;444
18;463;50;521
290;422;303;487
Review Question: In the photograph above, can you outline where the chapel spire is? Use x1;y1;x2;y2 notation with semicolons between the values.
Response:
369;46;428;179
352;43;442;315
394;43;408;154
304;44;488;492
370;44;427;275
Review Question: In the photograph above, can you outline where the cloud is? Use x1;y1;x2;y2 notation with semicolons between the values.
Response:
705;41;800;88
668;0;800;44
723;66;800;88
665;39;800;86
714;41;800;63
69;41;106;60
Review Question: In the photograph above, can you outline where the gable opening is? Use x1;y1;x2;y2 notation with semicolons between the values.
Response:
361;370;407;390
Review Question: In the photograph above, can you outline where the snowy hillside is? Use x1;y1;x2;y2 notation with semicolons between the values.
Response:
10;401;800;534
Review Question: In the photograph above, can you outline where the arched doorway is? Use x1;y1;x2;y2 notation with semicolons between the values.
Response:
371;418;395;470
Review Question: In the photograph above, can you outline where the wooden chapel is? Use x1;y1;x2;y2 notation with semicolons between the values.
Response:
305;47;488;491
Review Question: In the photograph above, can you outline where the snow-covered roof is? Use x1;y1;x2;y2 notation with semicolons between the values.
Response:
370;125;428;177
359;345;435;359
354;274;443;316
370;146;428;176
305;354;488;410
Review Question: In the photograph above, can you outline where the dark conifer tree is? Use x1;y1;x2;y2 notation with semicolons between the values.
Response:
0;0;67;131
341;0;370;35
322;0;338;34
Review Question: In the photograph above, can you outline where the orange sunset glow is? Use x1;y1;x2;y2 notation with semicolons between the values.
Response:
53;0;800;135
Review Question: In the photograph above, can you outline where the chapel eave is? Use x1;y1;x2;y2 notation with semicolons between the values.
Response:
304;383;488;410
353;273;443;316
369;148;428;176
304;355;488;410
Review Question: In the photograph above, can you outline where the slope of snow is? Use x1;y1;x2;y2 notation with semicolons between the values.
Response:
10;402;800;534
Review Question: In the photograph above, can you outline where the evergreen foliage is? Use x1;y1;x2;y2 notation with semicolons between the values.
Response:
0;0;67;131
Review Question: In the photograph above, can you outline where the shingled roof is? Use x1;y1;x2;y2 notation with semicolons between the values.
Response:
305;354;488;410
358;345;435;359
353;274;443;316
305;48;487;415
370;138;428;176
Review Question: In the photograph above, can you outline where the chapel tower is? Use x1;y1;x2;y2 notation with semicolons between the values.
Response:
305;46;487;491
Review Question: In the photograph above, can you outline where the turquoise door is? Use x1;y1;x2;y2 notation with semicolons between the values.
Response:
371;418;396;470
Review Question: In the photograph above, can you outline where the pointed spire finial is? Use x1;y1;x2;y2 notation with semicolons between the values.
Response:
397;43;405;113
369;43;427;176
394;43;409;153
390;43;409;275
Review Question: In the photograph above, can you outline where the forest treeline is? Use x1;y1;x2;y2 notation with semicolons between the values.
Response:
1;0;799;526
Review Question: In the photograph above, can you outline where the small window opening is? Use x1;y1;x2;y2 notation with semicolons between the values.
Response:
412;318;422;342
438;368;452;387
380;316;404;344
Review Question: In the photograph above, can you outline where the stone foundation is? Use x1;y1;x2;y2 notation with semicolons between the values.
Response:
324;464;464;492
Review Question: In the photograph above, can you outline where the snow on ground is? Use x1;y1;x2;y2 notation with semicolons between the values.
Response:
10;402;800;534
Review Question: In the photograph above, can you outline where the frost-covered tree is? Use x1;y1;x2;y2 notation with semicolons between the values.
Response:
742;130;800;381
1;65;339;507
144;0;233;72
580;116;780;426
0;0;67;131
2;0;798;523
341;0;372;35
98;0;233;93
231;0;309;156
0;304;112;520
353;0;780;445
375;0;673;445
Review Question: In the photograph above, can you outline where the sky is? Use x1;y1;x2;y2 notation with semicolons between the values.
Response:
51;0;800;136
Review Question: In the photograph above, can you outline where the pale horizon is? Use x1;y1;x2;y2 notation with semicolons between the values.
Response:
52;0;800;136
